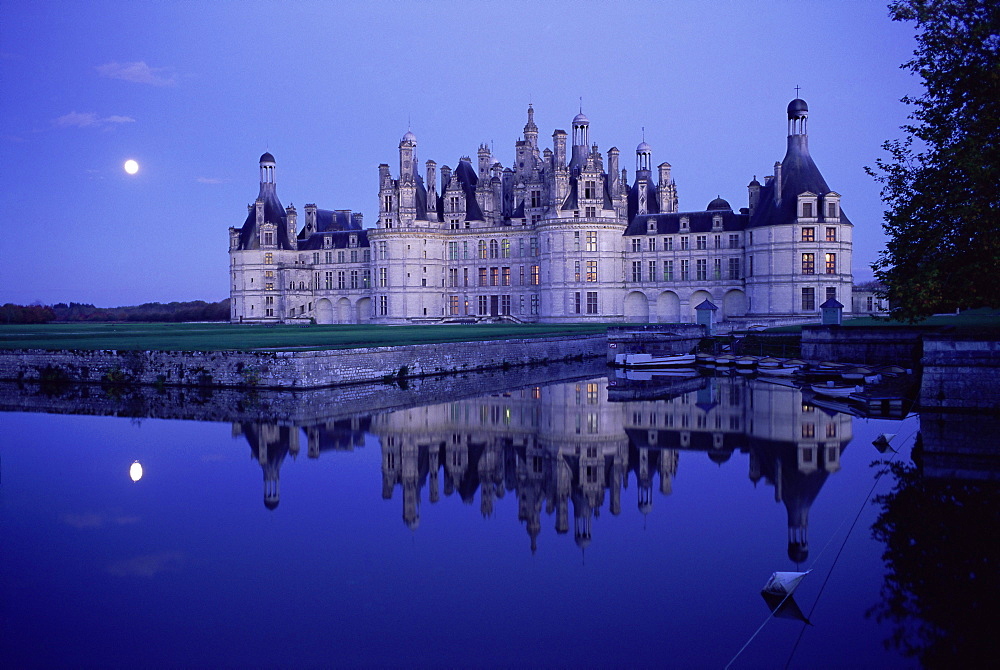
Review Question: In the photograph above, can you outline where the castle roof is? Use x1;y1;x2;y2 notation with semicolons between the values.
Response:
624;209;748;236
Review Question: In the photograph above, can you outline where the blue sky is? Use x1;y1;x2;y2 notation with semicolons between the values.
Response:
0;0;919;306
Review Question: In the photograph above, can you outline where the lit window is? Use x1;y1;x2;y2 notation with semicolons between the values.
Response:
826;227;837;242
825;253;836;274
586;261;597;282
801;227;815;242
802;253;815;274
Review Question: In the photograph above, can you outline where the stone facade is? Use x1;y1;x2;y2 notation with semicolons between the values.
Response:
230;99;853;325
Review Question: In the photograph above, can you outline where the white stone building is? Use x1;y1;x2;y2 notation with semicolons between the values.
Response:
230;99;853;325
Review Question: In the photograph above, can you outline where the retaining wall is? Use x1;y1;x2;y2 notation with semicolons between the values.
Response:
800;326;926;366
606;324;705;364
0;334;606;390
919;336;1000;412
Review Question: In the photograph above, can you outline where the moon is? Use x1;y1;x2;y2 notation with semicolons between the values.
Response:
123;159;139;175
129;461;143;482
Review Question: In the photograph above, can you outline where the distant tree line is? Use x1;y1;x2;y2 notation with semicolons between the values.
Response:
1;300;230;324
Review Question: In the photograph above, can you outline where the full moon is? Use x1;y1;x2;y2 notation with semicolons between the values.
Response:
123;159;139;175
129;461;143;482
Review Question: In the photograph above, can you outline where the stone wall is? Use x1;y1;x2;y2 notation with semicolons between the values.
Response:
919;336;1000;412
0;334;606;390
0;358;608;425
800;325;926;366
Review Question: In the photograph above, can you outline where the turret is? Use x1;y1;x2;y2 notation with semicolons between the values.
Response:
523;104;538;147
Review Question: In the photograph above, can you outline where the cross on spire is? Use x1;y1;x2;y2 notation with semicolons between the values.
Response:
794;85;801;98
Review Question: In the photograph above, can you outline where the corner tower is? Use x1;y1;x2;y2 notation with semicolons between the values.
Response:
744;99;853;319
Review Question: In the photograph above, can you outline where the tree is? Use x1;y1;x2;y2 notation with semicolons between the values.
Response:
868;0;1000;321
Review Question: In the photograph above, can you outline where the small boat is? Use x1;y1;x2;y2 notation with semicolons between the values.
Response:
696;352;716;365
842;366;880;383
714;355;736;367
760;365;799;377
614;353;697;368
811;381;862;397
878;364;908;377
735;356;758;368
757;357;782;369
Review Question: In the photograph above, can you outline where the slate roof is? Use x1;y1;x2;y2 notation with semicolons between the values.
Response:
748;135;852;229
297;228;370;251
237;186;294;250
624;208;749;236
626;175;660;221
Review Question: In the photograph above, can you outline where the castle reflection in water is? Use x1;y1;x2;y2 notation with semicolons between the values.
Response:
235;375;851;558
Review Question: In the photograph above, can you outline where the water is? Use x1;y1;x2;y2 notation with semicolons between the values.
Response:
0;365;993;668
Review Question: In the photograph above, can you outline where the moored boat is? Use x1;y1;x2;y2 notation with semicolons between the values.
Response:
810;381;862;397
615;353;697;368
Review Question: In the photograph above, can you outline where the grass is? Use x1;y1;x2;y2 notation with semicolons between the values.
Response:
763;308;1000;335
0;322;613;352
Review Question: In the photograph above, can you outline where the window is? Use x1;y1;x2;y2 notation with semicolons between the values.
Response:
826;422;837;438
350;250;358;263
530;265;540;285
378;296;388;315
802;423;815;438
586;292;598;314
585;206;596;218
632;261;642;282
680;259;690;280
530;295;539;315
502;267;510;286
664;237;673;251
826;226;837;242
574;231;581;250
802;253;815;274
575;260;581;282
696;235;707;250
363;269;370;288
263;232;274;246
378;242;388;260
530;237;539;256
663;260;674;281
338;251;345;263
826;287;837;302
501;295;511;315
827;202;837;218
384;195;392;211
264;252;273;264
696;259;707;281
530;190;541;207
337;271;346;289
479;240;488;259
825;253;836;274
448;269;459;287
649;261;657;282
324;271;333;290
501;239;510;258
586;231;597;252
490;240;499;258
574;292;582;314
313;252;320;264
728;258;740;280
478;296;489;315
479;268;487;286
584;180;595;199
801;227;815;242
448;242;459;260
714;235;722;249
586;261;597;282
713;258;722;280
648;237;656;251
449;296;460;315
631;239;642;253
490;267;499;286
519;266;525;286
802;287;816;311
463;268;469;287
351;270;359;289
324;251;333;264
729;234;739;249
680;236;689;250
378;268;387;288
802;202;813;218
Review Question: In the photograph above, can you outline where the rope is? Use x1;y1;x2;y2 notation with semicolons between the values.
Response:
783;426;916;669
725;426;917;669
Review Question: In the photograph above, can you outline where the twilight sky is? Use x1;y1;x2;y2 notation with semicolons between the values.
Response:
0;0;920;307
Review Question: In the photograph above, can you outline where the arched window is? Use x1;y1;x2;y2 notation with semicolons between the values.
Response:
489;240;500;258
478;240;488;259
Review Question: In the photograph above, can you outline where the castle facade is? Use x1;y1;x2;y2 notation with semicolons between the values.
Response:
229;99;853;325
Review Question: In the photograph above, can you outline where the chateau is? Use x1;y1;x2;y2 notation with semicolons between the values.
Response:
229;99;853;325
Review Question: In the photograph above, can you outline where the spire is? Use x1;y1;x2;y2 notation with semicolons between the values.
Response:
258;152;276;196
523;103;538;147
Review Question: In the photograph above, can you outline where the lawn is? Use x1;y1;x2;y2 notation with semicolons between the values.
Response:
764;308;1000;334
0;322;613;352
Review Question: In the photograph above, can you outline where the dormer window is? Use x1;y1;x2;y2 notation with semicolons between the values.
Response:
323;236;332;249
827;202;838;218
680;217;689;231
647;219;656;233
584;181;595;199
712;216;723;231
802;202;813;218
349;234;358;247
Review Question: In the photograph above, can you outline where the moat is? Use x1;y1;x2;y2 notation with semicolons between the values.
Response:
1;362;995;668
